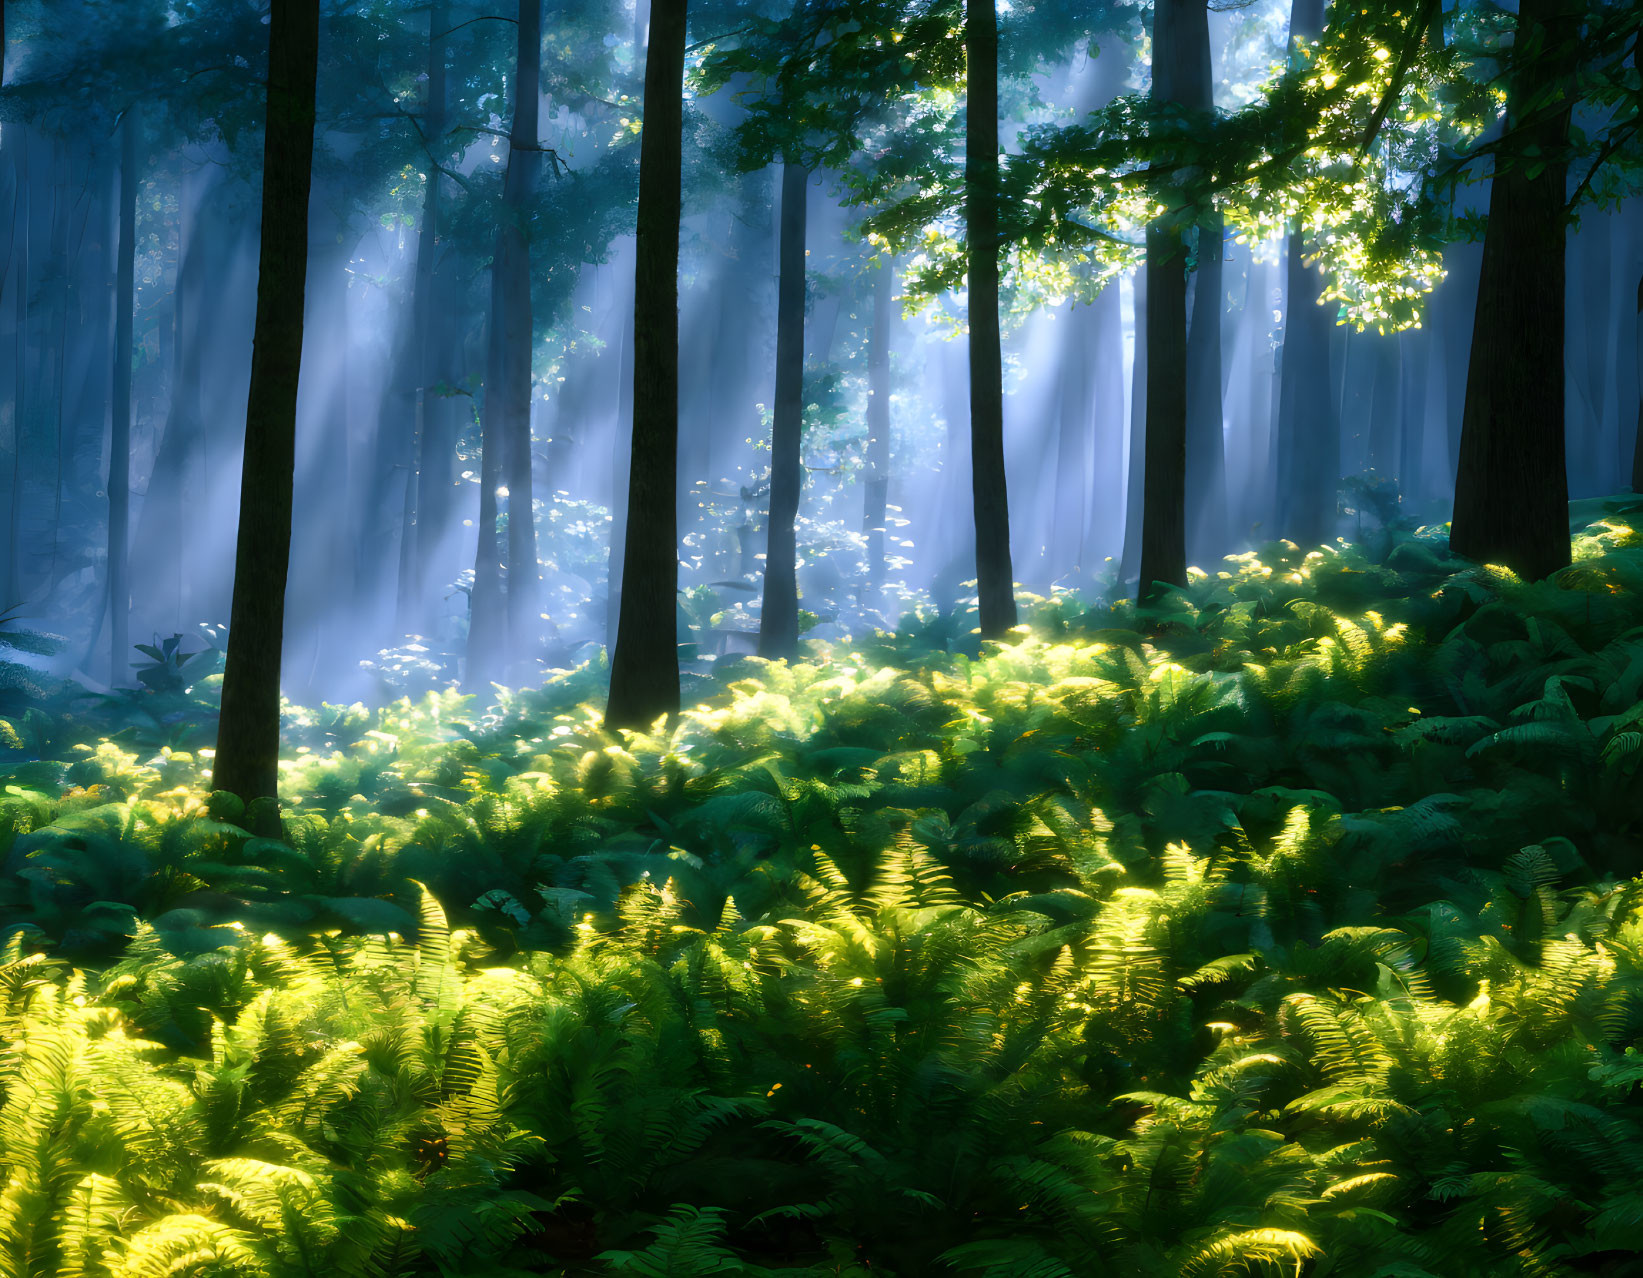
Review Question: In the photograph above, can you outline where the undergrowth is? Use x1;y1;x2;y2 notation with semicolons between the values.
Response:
0;498;1641;1275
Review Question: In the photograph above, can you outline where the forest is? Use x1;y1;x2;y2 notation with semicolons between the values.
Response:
0;0;1640;1272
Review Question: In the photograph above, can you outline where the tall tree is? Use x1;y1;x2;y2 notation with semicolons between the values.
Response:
1272;0;1339;548
967;0;1017;637
108;105;137;683
605;0;685;732
1182;0;1226;564
1448;0;1578;580
502;0;543;679
1629;272;1641;492
1137;0;1191;602
469;0;543;690
758;158;808;660
860;255;893;607
211;0;319;822
395;0;451;633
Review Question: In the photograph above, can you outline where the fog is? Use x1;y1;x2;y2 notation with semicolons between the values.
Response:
1;0;1638;707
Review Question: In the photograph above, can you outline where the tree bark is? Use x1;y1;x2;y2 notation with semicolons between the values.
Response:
109;108;137;684
1273;0;1339;547
212;0;318;823
606;291;635;646
758;159;807;660
502;0;542;680
966;0;1016;638
861;256;893;607
1630;272;1642;491
3;134;22;610
605;0;685;732
470;0;542;690
1449;0;1576;579
1182;0;1226;567
1138;0;1191;602
389;1;450;635
1121;269;1147;585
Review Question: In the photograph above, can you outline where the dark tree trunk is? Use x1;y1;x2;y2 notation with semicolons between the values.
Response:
1273;0;1339;546
1449;0;1576;579
861;256;893;606
1138;0;1191;602
758;159;807;660
4;136;22;610
605;0;685;732
109;108;137;683
470;302;506;690
1182;0;1226;566
502;0;542;679
212;0;318;824
966;0;1016;637
1139;223;1189;602
1274;243;1340;544
471;0;542;689
606;292;634;647
1630;273;1642;491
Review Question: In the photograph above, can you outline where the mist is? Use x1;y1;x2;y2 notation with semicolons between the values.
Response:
0;0;1638;710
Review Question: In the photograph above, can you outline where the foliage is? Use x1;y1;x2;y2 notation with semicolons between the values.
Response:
1;507;1643;1271
0;609;66;711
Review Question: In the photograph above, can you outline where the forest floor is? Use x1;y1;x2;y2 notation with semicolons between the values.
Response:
1;499;1642;1276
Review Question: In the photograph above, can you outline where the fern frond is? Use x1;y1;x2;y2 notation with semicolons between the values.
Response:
1175;1227;1317;1277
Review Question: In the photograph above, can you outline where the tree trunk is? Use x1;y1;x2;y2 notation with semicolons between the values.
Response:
1182;0;1226;567
1274;0;1339;546
470;300;507;690
966;0;1016;638
605;0;685;732
1137;0;1191;602
1121;269;1147;585
861;256;893;606
470;0;542;690
109;108;137;684
1449;0;1576;579
1630;272;1642;491
6;135;28;611
606;291;635;647
134;170;211;637
212;0;318;824
1139;223;1189;601
502;0;542;680
389;3;449;634
758;159;807;660
606;0;646;653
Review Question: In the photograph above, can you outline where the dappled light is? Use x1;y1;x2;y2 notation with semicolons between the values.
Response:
0;0;1640;1271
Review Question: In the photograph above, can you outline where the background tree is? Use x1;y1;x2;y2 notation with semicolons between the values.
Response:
1182;0;1226;564
107;105;137;682
468;0;545;691
1634;271;1642;492
1272;0;1339;549
861;254;894;605
758;156;809;659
